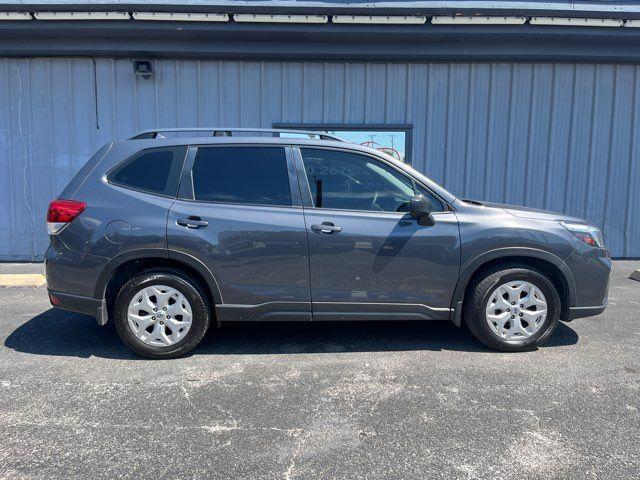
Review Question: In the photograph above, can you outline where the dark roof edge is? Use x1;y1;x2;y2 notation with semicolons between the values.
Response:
3;22;640;63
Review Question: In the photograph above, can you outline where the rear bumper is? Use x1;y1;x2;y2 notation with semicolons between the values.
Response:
45;240;109;325
44;240;108;298
48;290;108;325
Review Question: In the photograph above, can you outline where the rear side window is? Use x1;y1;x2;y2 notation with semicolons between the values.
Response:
192;147;291;206
108;146;186;196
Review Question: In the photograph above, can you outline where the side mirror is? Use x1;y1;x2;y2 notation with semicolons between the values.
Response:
410;194;436;227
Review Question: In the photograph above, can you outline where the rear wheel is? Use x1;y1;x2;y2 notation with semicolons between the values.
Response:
113;270;210;358
463;265;560;351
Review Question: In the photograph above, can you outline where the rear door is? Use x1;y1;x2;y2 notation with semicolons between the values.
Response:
167;144;311;322
295;146;460;321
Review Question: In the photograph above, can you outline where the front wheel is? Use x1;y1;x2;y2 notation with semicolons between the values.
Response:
463;265;561;352
113;270;211;358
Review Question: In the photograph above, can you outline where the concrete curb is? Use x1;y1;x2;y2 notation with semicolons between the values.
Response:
0;274;46;287
631;270;640;282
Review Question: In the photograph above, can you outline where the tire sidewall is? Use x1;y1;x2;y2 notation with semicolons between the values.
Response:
471;268;560;350
114;272;210;358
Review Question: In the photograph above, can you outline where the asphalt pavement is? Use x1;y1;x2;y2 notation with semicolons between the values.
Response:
0;261;638;479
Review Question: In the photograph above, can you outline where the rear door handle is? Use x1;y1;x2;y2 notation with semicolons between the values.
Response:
311;222;342;235
177;216;208;229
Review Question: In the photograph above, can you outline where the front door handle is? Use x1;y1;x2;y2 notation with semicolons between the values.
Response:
177;216;208;229
311;222;342;235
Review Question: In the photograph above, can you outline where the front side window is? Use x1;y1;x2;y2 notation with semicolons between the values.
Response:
192;146;291;206
301;148;443;213
108;146;186;196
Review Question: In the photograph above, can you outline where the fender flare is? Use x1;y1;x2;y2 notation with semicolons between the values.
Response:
449;247;577;326
93;248;223;305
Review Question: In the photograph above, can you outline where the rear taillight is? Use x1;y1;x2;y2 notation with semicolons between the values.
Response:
46;199;86;235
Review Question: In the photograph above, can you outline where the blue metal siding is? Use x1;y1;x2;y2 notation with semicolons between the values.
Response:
0;58;638;259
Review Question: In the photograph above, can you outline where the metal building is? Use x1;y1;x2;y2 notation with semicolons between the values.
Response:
1;1;640;260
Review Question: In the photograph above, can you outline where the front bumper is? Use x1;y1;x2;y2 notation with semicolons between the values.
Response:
563;245;611;321
567;300;608;321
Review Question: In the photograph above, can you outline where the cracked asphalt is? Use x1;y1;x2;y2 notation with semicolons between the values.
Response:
0;261;639;479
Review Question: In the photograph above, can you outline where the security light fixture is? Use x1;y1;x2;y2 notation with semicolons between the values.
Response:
133;61;153;80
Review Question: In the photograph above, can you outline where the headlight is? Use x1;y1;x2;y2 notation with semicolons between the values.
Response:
560;221;604;248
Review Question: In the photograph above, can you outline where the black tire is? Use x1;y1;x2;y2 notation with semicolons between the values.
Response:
113;269;211;359
463;264;560;352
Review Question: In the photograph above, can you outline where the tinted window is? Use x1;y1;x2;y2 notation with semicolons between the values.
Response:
109;146;186;196
192;147;291;206
415;185;445;213
301;148;443;212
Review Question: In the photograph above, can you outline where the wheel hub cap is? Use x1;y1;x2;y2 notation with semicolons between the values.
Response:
485;280;547;340
127;285;193;347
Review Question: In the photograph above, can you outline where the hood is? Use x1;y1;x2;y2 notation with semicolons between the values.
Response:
460;199;587;224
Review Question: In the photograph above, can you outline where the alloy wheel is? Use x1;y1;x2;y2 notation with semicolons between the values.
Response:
485;280;548;340
127;285;193;347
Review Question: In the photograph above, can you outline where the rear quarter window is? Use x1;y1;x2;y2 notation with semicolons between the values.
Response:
108;146;187;196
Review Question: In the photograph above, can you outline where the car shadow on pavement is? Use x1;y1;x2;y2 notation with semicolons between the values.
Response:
4;308;579;359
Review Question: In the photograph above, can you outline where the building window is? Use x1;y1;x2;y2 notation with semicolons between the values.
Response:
273;124;413;164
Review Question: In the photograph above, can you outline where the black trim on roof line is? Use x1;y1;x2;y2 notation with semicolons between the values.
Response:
2;21;640;62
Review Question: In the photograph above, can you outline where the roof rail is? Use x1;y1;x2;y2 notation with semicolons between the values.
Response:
130;127;346;142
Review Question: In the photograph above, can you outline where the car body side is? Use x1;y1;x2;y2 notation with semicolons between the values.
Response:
45;137;611;327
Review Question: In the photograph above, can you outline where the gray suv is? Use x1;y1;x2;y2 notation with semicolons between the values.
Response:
45;128;611;358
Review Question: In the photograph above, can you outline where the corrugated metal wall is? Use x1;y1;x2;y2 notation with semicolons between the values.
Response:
1;58;639;259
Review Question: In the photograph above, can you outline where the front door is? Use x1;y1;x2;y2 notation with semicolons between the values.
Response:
167;145;311;322
296;147;460;321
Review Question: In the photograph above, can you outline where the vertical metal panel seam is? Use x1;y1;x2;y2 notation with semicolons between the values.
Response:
442;63;451;188
110;60;116;135
602;65;618;232
481;64;494;199
383;63;389;121
623;66;638;256
562;64;577;213
321;62;326;123
463;64;472;196
342;63;348;123
542;64;556;210
25;59;35;259
405;63;412;124
300;62;306;122
364;63;370;121
322;61;328;122
6;60;17;257
153;60;159;128
218;61;223;125
405;63;414;165
133;61;139;131
584;65;598;217
522;64;535;206
47;59;55;199
175;60;180;126
503;63;515;203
